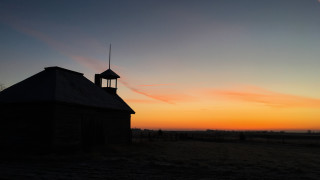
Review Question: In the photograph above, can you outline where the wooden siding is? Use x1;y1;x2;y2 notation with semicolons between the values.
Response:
0;102;132;153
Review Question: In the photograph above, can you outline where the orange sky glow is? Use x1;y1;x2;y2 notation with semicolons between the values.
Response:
126;85;320;131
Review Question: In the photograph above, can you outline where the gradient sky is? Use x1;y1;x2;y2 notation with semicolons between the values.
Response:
1;0;320;130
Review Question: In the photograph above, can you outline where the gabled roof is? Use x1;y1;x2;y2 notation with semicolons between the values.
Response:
0;66;134;114
100;69;120;79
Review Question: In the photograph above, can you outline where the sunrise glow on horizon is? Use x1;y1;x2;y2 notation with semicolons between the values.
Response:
1;0;320;131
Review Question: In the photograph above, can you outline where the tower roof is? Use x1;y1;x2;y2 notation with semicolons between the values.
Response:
100;69;120;79
0;66;134;113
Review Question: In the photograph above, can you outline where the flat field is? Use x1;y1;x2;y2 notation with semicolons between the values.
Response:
0;140;320;179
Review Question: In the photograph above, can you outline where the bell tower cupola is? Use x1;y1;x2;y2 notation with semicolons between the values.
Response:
94;44;120;94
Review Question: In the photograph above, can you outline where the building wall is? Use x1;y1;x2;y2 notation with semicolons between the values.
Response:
0;103;132;152
103;112;131;144
53;103;132;151
0;103;54;152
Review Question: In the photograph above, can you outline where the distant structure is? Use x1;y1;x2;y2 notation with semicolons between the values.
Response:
0;47;135;152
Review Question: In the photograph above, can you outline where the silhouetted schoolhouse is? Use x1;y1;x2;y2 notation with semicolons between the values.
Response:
0;66;134;152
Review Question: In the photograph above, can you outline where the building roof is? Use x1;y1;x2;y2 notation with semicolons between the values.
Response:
100;69;120;79
0;66;134;114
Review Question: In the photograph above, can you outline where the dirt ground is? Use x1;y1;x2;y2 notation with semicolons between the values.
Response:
0;141;320;179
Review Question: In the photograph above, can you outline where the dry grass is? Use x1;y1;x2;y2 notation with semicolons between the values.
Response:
108;141;320;179
0;141;320;179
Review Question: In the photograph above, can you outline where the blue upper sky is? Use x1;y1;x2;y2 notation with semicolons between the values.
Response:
1;0;320;98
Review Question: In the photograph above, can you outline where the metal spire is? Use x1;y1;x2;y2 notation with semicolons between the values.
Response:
108;44;111;69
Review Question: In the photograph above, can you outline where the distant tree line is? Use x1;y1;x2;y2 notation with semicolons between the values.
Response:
131;129;320;147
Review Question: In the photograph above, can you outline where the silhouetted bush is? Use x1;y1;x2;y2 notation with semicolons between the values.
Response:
239;132;246;141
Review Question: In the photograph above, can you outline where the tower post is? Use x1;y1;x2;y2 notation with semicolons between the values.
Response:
96;44;120;94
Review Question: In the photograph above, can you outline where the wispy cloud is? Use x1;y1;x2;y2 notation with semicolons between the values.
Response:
119;79;179;104
0;13;108;71
124;99;157;103
0;15;190;104
68;55;105;72
208;86;320;108
138;83;176;87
